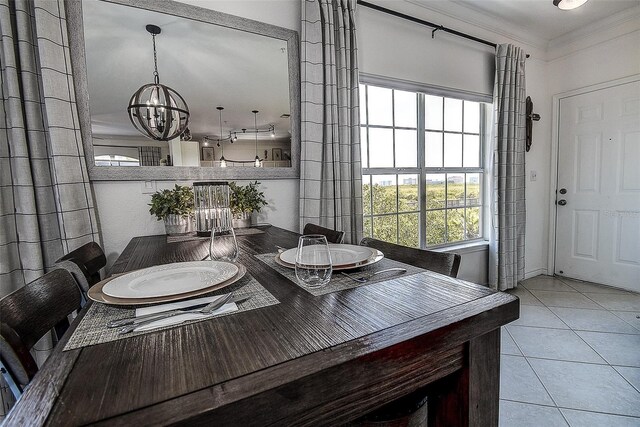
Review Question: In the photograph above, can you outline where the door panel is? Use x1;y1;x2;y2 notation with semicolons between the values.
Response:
572;210;598;260
555;80;640;292
616;215;639;265
620;131;640;191
574;133;601;193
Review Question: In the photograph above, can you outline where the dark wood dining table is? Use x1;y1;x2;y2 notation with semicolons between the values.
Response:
6;225;518;426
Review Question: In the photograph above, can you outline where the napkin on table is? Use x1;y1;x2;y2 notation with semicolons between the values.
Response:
133;294;238;332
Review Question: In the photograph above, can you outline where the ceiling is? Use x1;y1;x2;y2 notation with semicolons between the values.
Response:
412;0;639;44
82;0;291;141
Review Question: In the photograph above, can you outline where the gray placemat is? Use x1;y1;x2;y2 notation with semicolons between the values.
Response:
254;253;425;296
167;228;265;243
64;274;277;351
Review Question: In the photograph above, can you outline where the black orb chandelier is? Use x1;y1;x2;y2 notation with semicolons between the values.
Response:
127;24;190;141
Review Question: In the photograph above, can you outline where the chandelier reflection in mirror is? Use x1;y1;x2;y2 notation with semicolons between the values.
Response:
127;24;190;141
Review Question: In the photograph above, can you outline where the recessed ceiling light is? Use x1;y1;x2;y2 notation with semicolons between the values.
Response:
553;0;589;10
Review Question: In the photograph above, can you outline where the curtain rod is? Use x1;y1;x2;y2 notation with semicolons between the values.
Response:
357;0;531;58
357;0;495;48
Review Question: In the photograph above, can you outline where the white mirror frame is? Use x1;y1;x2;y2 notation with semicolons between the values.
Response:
67;0;300;181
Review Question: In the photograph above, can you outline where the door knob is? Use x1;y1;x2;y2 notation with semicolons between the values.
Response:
559;188;567;194
558;199;567;206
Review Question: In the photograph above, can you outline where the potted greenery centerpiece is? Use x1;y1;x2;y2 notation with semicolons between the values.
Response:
149;184;194;235
229;181;268;228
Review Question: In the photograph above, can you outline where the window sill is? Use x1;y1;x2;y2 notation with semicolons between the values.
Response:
429;240;489;254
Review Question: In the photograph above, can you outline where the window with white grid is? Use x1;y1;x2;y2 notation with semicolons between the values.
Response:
360;82;487;248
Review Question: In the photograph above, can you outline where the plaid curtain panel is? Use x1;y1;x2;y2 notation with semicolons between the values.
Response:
0;0;100;297
489;44;526;291
299;0;363;244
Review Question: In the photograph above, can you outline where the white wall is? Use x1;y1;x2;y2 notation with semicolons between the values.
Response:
522;57;552;278
547;30;640;96
357;6;495;100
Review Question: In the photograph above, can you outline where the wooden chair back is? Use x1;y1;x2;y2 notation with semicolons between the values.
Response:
0;269;82;396
360;238;461;278
302;223;345;244
56;241;106;286
0;269;82;350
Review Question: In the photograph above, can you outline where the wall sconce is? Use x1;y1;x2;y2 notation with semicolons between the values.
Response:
526;96;541;152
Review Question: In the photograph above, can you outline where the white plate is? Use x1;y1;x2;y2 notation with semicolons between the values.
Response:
102;261;239;299
279;244;377;268
275;250;384;271
88;264;246;306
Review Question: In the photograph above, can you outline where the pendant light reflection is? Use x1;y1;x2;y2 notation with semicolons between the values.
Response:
127;25;189;141
253;110;261;167
217;107;227;168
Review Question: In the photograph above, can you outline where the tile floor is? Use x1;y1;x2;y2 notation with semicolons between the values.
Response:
500;275;640;427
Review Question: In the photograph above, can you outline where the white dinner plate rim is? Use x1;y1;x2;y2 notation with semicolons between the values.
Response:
275;248;384;271
279;244;376;267
102;261;239;299
88;264;246;306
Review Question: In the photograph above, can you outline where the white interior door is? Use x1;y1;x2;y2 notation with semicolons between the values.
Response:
555;80;640;292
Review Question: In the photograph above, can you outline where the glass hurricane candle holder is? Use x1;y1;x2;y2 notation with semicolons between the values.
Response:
193;181;233;237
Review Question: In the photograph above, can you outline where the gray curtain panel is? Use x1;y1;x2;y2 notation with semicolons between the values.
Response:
489;44;526;291
138;146;161;166
299;0;363;244
0;0;100;297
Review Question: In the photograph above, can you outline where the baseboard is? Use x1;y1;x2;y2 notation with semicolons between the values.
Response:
524;268;548;280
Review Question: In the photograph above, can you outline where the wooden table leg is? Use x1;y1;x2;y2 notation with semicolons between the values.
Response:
428;328;501;427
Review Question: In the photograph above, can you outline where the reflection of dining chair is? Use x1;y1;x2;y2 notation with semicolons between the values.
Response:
360;238;461;277
356;237;461;426
302;223;345;244
55;241;106;292
0;269;82;401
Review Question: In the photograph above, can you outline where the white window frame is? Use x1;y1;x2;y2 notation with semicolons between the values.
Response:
360;75;490;249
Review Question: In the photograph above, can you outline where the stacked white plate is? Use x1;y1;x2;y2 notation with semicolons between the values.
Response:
89;261;245;305
276;244;383;271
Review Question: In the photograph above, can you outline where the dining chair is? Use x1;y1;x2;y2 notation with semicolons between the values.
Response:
0;269;82;400
356;237;462;426
359;237;461;277
55;241;106;288
302;223;345;244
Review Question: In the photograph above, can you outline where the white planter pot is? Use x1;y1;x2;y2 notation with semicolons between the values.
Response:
232;212;252;228
164;214;190;235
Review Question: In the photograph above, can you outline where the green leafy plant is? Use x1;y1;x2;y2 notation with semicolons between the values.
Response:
148;184;194;220
229;181;268;216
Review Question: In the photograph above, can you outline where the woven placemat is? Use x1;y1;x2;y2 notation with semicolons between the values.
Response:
254;253;425;296
167;228;265;243
64;274;277;351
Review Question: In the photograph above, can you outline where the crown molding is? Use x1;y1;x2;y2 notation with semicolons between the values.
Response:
546;4;640;58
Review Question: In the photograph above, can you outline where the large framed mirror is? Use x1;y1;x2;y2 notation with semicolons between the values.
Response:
67;0;300;181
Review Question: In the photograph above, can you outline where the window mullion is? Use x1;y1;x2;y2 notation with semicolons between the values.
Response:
417;93;426;249
391;90;399;243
